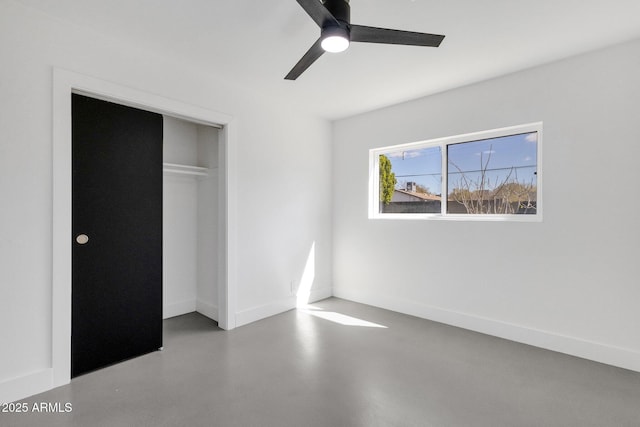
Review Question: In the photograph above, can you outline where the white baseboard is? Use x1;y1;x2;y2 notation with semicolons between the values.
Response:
196;299;218;321
236;287;332;328
333;287;640;373
0;369;53;404
163;299;196;319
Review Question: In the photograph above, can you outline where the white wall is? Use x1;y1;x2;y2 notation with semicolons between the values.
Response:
333;38;640;372
0;1;332;402
196;125;220;319
163;116;199;165
163;174;199;316
163;116;200;319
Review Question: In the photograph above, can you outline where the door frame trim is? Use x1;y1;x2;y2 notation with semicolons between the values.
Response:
52;68;238;387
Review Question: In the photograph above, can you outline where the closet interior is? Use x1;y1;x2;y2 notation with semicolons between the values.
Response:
162;116;219;321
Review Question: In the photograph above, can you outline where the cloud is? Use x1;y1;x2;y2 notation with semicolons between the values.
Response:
476;150;496;156
525;133;537;143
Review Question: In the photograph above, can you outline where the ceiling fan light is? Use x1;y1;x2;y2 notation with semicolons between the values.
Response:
321;35;349;52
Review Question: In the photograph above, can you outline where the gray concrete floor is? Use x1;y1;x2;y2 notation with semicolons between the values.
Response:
2;297;640;426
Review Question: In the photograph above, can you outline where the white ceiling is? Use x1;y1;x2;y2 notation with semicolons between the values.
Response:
15;0;640;119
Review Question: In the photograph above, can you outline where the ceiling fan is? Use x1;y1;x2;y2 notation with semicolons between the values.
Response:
285;0;445;80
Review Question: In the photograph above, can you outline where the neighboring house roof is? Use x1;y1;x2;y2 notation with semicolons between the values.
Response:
393;189;442;201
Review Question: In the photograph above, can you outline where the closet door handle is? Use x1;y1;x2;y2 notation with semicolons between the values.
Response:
76;234;89;245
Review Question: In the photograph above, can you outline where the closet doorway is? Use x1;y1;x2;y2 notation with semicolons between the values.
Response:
70;95;221;377
52;68;237;387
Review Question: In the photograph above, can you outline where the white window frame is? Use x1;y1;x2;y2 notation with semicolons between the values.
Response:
369;122;543;222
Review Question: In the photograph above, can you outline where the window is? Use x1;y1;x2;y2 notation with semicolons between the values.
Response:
370;123;542;221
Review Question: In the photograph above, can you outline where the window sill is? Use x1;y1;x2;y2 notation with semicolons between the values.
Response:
369;213;542;222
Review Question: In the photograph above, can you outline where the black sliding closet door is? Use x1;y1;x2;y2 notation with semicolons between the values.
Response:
71;94;163;377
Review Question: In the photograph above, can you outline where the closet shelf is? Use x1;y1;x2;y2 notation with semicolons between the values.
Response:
163;162;210;177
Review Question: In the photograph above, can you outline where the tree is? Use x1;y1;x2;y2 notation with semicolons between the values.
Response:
415;183;433;195
379;154;397;205
448;147;536;214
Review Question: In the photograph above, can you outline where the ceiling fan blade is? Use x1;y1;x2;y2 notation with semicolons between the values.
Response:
295;0;338;28
351;25;445;47
285;38;325;80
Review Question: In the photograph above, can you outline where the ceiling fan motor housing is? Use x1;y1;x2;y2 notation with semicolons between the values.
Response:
321;25;350;44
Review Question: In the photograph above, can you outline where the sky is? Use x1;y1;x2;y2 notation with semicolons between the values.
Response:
385;132;538;196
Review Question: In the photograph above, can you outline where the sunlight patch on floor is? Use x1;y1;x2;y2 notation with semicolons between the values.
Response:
299;307;387;328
